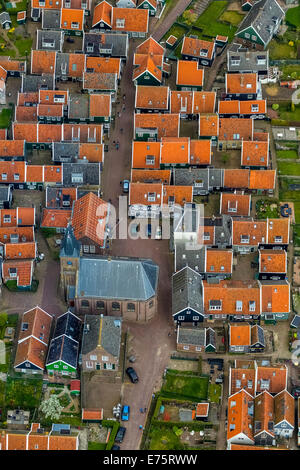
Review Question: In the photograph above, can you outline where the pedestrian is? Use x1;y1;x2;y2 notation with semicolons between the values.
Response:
139;425;143;430
140;408;143;413
122;105;125;111
144;408;147;413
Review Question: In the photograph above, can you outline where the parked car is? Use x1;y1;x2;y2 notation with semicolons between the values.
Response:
66;37;74;43
112;445;120;450
121;405;130;421
126;367;139;383
115;427;126;443
122;180;129;193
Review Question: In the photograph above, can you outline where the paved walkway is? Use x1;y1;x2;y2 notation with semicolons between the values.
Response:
152;0;192;41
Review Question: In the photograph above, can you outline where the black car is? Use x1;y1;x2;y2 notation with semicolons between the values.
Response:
126;367;139;383
115;427;126;443
66;37;75;43
112;445;120;450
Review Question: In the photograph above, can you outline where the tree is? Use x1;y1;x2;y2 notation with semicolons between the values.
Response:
40;396;63;421
0;312;7;328
272;103;279;111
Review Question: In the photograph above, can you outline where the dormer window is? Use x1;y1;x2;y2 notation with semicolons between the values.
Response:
251;104;259;112
275;236;282;243
148;192;156;202
146;155;155;165
236;300;243;312
168;196;175;207
200;48;208;57
71;22;79;29
209;300;222;311
249;301;256;312
116;19;125;29
241;235;249;244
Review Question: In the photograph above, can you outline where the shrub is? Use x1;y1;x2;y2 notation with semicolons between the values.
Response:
272;103;279;111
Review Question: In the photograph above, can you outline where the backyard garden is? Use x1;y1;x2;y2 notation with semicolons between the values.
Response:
161;370;209;401
256;199;280;219
268;2;300;60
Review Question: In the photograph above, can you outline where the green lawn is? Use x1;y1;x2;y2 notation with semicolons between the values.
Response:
293;202;300;224
286;5;300;27
0;380;5;409
161;372;209;401
256;199;280;219
277;161;300;176
208;383;222;403
277;150;299;160
5;376;43;410
278;103;300;123
219;10;244;26
0;343;12;373
268;40;297;60
88;442;107;450
15;38;32;58
194;1;228;26
148;425;186;450
163;24;187;42
0;108;12;129
281;65;300;81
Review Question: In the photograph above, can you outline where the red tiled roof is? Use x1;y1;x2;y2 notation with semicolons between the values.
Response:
129;182;162;206
39;89;68;105
230;324;251;346
89;94;111;118
82;409;103;421
218;118;253;141
226;73;257;95
181;37;215;60
41;209;71;229
160;138;189;165
199;114;218;137
177;60;204;87
31;50;56;75
260;282;290;314
242;140;269;167
15;106;37;122
26;165;44;183
227;389;254;443
162;185;193;207
220;192;251;216
2;259;33;287
0;161;26;184
223;169;249;189
205;248;233;274
61;8;84;31
259;249;287;274
249;170;276;190
232;219;267;246
193;91;216;114
135;86;169;110
43;165;62;183
132;141;161;169
63;124;103;143
135;113;179;139
112;7;149;33
92;0;112;28
0;226;34;244
190;139;211;165
5;241;36;260
131;169;171;184
0;140;25;157
72;192;108;246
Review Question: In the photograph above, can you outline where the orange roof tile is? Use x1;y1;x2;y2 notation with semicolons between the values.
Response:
227;390;254;443
132;141;161;169
160;139;189;165
267;218;289;244
13;123;37;142
135;113;179;139
205;248;233;274
0;226;34;244
260;282;290;314
18;306;52;343
37;104;63;118
15;106;37;122
0;161;26;184
61;8;84;31
223;169;250;189
83;71;117;91
86;56;121;78
17;207;35;226
41;209;71;229
79;143;104;163
198;224;215;245
82;409;103;421
190;139;211;165
0;139;25;157
26;165;44;183
92;0;112;28
135;86;169;111
18;92;39;106
43;165;63;183
256;365;287;394
133;53;163;82
254;131;269;142
229;444;288;450
181;37;215;60
218;100;239;115
242;140;269;167
274;390;294;427
32;0;62;7
39;89;68;105
46;187;77;208
259;249;287;274
249;170;276;190
0;65;7;82
230;366;255;396
193;91;215;114
48;435;78;451
63;123;103;143
170;90;193;114
219;118;253;141
89;94;111;118
31;50;56;75
226;73;257;95
177;60;204;87
166;35;177;46
17;11;26;21
254;391;275;436
112;7;149;33
203;279;261;316
27;433;48;451
131;169;171;184
72;192;108;246
196;403;209;417
239;100;266;115
232;219;267;246
199;114;218;137
129;182;162;206
230;324;251;346
0;57;25;72
5;241;36;260
2;259;33;287
220;192;251;216
136;37;164;55
38;124;62;143
162;185;193;207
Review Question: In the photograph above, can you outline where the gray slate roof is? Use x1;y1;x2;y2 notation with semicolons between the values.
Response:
174;168;223;194
69;94;89;120
55;53;69;80
21;74;54;92
60;224;81;258
62;162;101;186
83;33;128;58
0;12;11;25
37;30;64;51
53;142;79;163
227;44;269;73
42;9;61;29
177;326;206;346
0;185;11;203
172;266;203;315
175;240;205;273
77;257;159;301
236;0;285;46
81;315;122;358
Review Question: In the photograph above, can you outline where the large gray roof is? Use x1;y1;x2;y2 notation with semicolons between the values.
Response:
177;326;206;346
81;315;122;358
37;30;63;52
175;240;205;273
77;257;159;301
174;168;223;194
83;33;128;57
62;162;101;186
227;44;269;73
236;0;285;46
172;266;203;315
42;9;61;29
53;142;79;163
22;74;54;92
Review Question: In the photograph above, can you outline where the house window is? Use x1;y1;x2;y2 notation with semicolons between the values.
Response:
3;215;11;223
89;245;96;253
251;104;259;112
249;301;256;311
83;245;89;253
71;173;83;183
195;347;201;352
275;236;282;243
210;266;215;271
86;361;93;369
71;22;79;29
148;192;156;202
21;322;28;331
14;174;20;181
236;301;243;312
9;268;17;278
90;355;97;361
54;365;59;369
233;134;240;140
192;316;199;321
63;365;68;370
112;302;120;311
252;35;257;41
96;301;105;309
81;300;89;307
116;19;125;28
1;173;7;180
102;355;109;362
183;346;189;350
146;155;155;165
178;316;185;320
149;300;154;308
244;33;250;39
127;303;135;312
195;180;204;187
209;300;222;311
